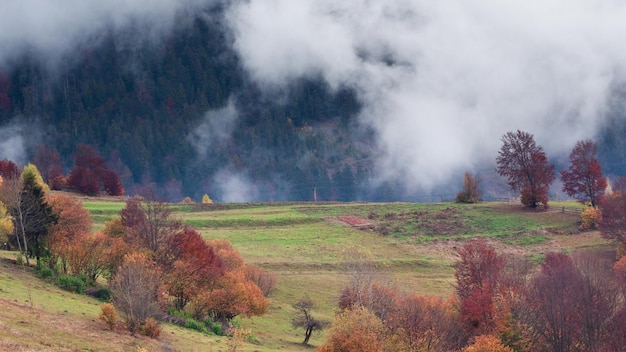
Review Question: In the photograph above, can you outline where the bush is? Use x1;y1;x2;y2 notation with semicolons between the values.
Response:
92;285;112;301
581;207;601;230
142;317;161;338
99;303;119;330
185;318;208;333
204;318;224;335
56;275;86;294
37;266;55;280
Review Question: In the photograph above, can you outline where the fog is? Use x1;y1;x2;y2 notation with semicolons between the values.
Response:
227;0;626;190
3;1;626;198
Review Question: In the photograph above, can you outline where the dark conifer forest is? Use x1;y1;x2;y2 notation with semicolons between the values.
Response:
0;8;371;202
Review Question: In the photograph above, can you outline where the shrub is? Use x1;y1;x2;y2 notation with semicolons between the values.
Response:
92;285;112;301
99;303;119;330
142;317;161;338
56;275;86;294
37;266;55;280
185;318;208;333
580;207;601;230
204;318;224;336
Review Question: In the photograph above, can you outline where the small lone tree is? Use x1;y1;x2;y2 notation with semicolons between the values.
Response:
456;172;483;204
560;140;606;207
292;297;329;345
496;130;555;208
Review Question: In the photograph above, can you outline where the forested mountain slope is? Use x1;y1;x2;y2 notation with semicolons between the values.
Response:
0;7;370;202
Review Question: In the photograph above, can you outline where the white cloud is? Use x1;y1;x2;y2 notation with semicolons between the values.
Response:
227;0;626;189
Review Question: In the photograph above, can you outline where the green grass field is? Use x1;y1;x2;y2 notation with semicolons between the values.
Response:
0;197;613;351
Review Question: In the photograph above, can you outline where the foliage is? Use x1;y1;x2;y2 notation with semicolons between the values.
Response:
120;197;182;262
66;145;124;196
202;194;213;204
141;317;161;338
0;159;19;179
56;275;86;293
164;227;223;310
462;335;513;352
99;303;119;330
318;306;391;352
244;264;277;297
455;238;505;336
3;169;58;264
291;297;329;345
193;270;269;322
496;130;555;208
580;207;601;230
46;193;92;271
560;140;607;207
599;191;626;245
110;252;161;335
388;294;464;351
33;144;65;190
456;172;483;204
0;201;14;244
521;252;623;352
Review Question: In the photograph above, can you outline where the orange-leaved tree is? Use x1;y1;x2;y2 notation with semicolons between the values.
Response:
46;193;93;271
318;306;391;352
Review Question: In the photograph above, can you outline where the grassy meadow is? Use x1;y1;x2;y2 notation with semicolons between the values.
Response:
0;197;613;351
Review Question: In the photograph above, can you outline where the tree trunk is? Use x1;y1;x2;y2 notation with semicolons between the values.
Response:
303;326;312;345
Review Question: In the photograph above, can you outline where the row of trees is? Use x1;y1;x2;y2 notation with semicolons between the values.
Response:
315;240;626;352
495;130;606;208
0;165;273;335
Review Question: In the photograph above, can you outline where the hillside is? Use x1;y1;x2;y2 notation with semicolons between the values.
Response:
0;199;613;351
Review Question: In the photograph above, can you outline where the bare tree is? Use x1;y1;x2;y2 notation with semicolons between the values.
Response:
111;252;161;335
292;297;329;345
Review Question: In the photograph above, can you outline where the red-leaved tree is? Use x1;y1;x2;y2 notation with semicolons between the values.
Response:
67;144;124;196
560;140;607;207
496;130;556;208
455;238;505;336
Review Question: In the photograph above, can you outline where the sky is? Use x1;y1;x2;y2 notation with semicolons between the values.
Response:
2;0;626;194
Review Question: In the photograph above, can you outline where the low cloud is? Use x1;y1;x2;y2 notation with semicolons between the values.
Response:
187;99;238;157
227;0;626;190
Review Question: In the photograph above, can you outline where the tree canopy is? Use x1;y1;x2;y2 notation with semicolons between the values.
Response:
496;130;555;208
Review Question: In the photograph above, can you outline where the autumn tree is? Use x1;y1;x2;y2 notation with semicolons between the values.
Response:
456;172;483;204
192;270;269;322
244;264;277;297
120;197;181;264
388;294;464;352
0;159;19;179
598;190;626;246
523;253;581;352
2;165;57;265
291;297;329;345
496;130;555;208
164;227;224;310
67;144;124;196
561;140;607;207
46;193;92;271
463;335;513;352
455;238;505;335
111;252;161;335
33;144;65;190
318;306;391;352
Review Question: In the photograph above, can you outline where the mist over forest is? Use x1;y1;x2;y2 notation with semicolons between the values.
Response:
1;1;626;202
